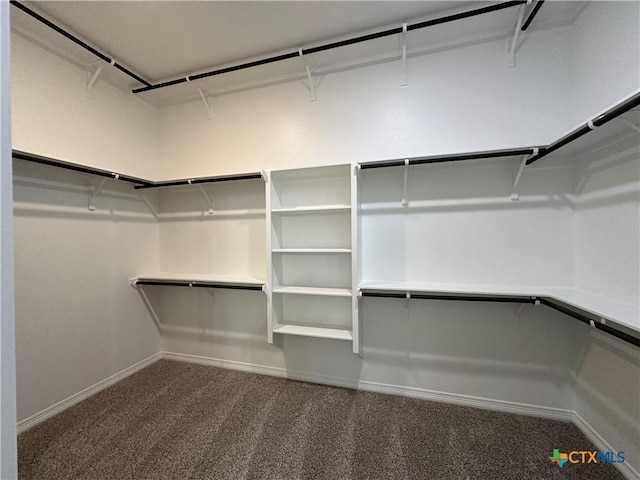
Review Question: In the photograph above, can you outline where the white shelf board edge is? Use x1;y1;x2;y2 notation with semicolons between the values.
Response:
359;281;639;332
271;205;351;214
273;324;353;340
272;248;352;254
272;286;352;297
134;273;266;285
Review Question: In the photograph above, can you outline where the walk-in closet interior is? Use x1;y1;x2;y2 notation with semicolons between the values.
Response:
1;1;639;478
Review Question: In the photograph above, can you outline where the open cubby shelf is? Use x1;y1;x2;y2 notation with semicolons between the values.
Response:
267;164;359;351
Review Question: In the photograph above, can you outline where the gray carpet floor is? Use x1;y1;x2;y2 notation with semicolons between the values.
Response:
19;360;626;480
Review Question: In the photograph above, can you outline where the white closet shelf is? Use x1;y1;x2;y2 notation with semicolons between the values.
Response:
131;273;265;291
359;281;639;334
272;248;352;254
273;324;353;341
272;286;352;297
271;205;351;215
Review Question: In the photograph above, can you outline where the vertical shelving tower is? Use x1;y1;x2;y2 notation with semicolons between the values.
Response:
266;164;359;353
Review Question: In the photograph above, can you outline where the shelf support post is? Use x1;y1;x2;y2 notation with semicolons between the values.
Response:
197;88;212;120
511;149;536;200
507;3;528;68
88;177;108;211
189;180;214;214
402;159;409;206
185;75;212;120
135;191;159;220
400;23;408;86
85;65;103;99
131;282;163;332
403;291;410;321
299;49;320;102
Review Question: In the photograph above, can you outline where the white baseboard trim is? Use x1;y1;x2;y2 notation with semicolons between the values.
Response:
573;412;639;480
17;352;162;434
161;351;574;422
22;350;633;479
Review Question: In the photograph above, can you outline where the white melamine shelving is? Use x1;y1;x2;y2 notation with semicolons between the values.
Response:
272;248;352;254
360;278;639;333
267;164;359;352
272;325;353;341
271;205;351;215
357;97;640;346
272;286;352;297
132;273;266;290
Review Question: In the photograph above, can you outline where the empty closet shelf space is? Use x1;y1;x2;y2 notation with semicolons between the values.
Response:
359;282;640;347
130;274;265;291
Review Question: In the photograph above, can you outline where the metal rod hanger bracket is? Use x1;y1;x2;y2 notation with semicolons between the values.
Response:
400;23;408;87
85;65;103;99
189;180;214;214
402;159;409;206
131;1;525;94
511;148;537;200
527;91;640;166
195;85;212;120
88;177;108;211
10;1;151;88
135;191;159;220
261;170;268;183
507;1;530;68
403;291;411;321
299;49;319;102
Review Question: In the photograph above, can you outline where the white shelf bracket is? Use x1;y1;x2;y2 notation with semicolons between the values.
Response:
190;180;214;214
403;291;410;321
88;177;108;211
299;49;320;102
507;3;528;68
261;170;268;183
85;65;103;99
135;284;162;332
197;88;212;120
135;191;159;220
402;159;409;206
400;23;408;87
510;149;536;201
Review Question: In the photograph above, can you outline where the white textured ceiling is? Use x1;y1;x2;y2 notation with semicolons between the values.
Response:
10;1;586;106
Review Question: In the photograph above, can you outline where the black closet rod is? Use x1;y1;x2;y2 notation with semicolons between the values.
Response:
134;172;263;190
360;290;537;304
527;91;640;165
539;298;640;348
359;147;538;170
132;0;526;94
521;0;544;31
361;290;640;348
10;0;151;88
133;280;263;291
12;150;152;186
